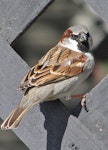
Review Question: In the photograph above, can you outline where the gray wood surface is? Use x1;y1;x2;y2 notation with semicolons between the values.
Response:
0;0;108;149
84;0;108;22
79;75;108;148
0;0;52;44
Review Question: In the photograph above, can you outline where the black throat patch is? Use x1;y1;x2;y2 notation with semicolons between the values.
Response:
78;41;89;52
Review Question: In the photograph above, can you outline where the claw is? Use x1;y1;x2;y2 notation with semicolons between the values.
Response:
81;93;89;112
71;93;89;112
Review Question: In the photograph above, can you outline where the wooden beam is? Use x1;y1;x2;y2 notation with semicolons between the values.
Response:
84;0;108;22
0;0;53;44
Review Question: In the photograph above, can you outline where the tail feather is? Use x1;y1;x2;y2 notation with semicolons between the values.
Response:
1;105;32;130
1;87;42;130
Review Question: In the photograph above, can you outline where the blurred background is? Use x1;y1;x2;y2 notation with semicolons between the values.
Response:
0;0;108;149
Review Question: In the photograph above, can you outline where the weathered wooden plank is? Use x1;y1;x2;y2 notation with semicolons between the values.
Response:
0;0;53;44
78;75;108;148
0;36;29;119
61;116;106;150
84;0;108;22
0;36;46;149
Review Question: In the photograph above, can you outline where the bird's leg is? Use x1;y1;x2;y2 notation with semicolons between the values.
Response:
71;93;89;112
81;93;89;112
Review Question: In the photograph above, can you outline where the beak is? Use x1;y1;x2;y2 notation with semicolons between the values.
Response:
79;34;87;42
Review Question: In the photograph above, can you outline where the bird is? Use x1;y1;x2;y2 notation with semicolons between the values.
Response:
1;25;95;130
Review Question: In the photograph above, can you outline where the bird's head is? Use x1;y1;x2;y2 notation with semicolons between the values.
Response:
59;25;93;53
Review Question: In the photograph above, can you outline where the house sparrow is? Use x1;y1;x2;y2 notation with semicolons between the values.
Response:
1;25;94;130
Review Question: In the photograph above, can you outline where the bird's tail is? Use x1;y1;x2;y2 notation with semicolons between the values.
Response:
0;92;39;130
1;103;32;130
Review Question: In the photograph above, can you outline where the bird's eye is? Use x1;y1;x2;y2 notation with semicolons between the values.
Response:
71;34;78;40
86;32;90;38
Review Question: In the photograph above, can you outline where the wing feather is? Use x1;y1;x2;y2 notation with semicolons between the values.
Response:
19;46;87;92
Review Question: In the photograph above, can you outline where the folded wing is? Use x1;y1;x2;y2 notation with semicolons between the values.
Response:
19;46;87;93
